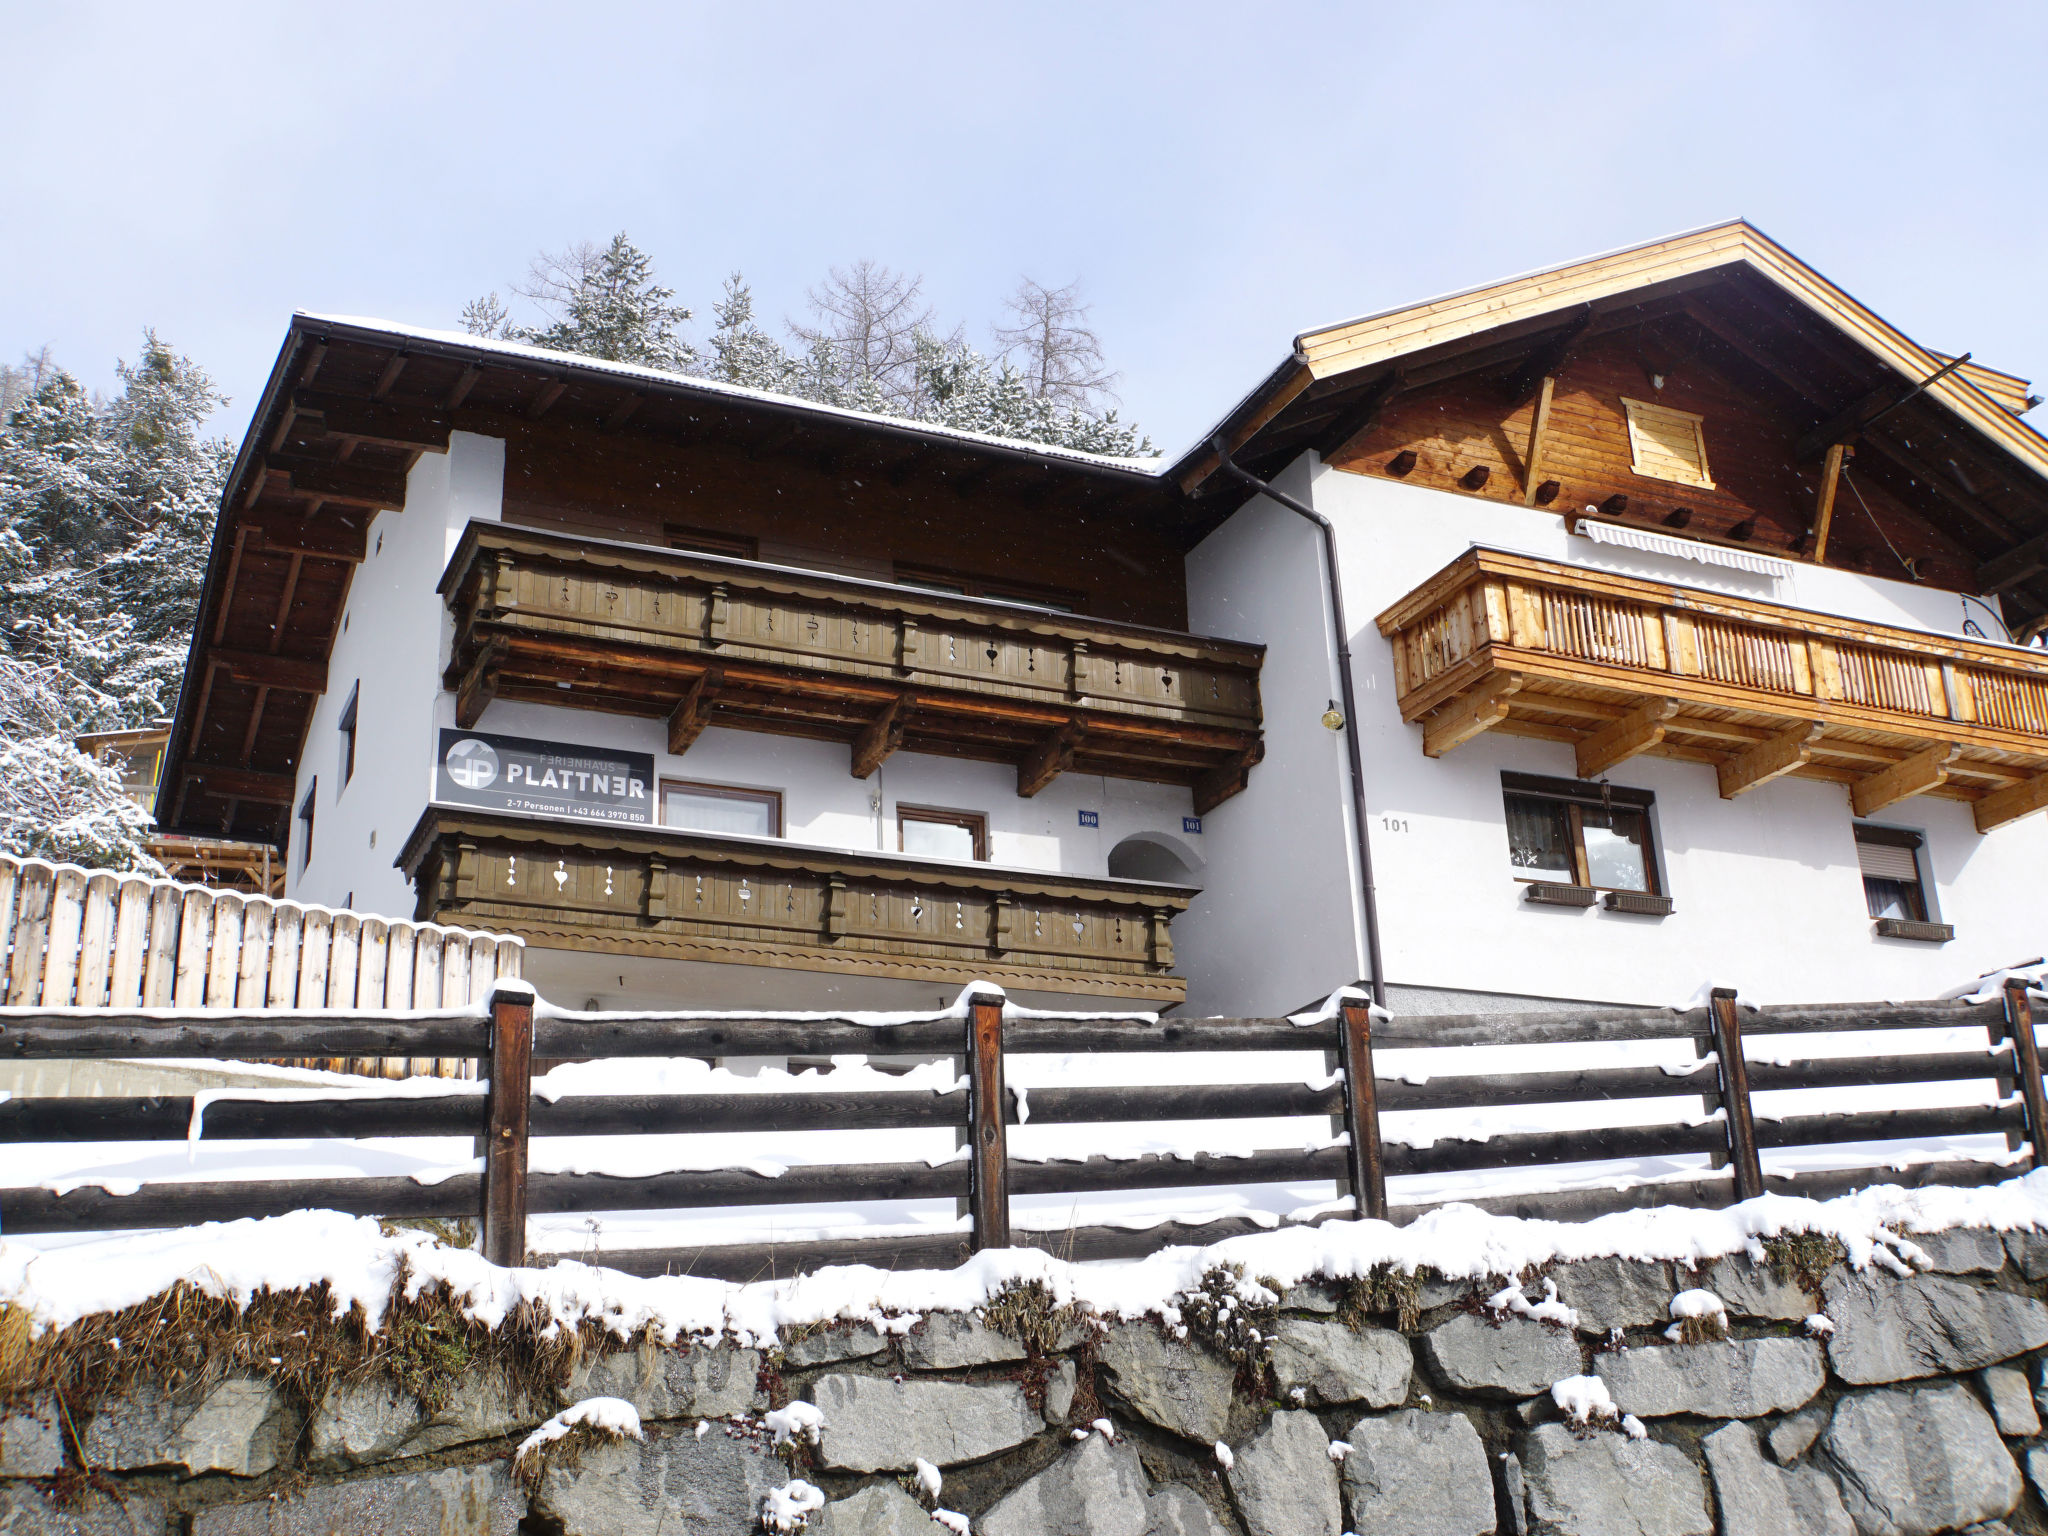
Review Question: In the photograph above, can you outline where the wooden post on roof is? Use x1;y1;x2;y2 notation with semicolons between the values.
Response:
2003;979;2048;1172
1811;443;1851;563
965;988;1012;1251
1521;376;1557;507
480;985;534;1268
1339;1000;1388;1220
1708;989;1764;1202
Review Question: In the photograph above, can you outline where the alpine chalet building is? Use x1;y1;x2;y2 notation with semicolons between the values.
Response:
158;223;2048;1016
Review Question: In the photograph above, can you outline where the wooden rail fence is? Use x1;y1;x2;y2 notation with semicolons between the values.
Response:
0;982;2038;1280
0;854;522;1078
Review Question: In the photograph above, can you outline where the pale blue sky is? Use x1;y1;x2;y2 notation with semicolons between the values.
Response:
5;2;2045;455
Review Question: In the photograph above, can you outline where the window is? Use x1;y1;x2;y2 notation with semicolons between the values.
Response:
1621;397;1715;490
296;780;316;871
337;684;359;786
893;564;1080;612
661;780;782;838
899;805;989;862
1503;773;1659;894
666;524;758;561
1855;825;1928;921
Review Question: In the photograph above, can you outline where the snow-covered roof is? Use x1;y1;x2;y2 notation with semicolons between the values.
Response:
297;313;1171;479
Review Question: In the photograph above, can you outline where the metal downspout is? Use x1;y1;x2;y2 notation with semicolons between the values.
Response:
1209;437;1389;1010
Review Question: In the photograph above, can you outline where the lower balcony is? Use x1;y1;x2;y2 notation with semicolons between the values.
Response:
1376;548;2048;831
398;807;1192;1003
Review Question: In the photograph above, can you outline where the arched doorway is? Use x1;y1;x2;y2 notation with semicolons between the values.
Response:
1107;831;1203;886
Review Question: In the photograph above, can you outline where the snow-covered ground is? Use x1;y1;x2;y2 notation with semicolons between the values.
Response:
7;1174;2047;1348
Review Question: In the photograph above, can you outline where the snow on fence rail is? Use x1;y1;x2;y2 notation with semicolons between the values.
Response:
0;853;522;1078
0;983;2042;1280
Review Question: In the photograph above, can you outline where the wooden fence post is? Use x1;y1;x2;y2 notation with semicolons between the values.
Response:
1337;1001;1388;1220
1708;988;1764;1202
2004;979;2048;1171
480;985;533;1268
966;988;1011;1251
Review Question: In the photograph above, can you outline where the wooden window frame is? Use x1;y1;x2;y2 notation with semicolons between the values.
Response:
1501;772;1662;896
338;683;359;787
893;562;1083;613
1620;396;1715;491
665;524;760;561
659;778;784;838
897;804;990;862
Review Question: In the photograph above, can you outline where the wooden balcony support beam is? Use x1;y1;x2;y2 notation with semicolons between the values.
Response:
667;667;723;755
1017;719;1084;798
455;641;503;730
1852;742;1962;818
1717;722;1824;799
1575;698;1680;780
1974;773;2048;834
1194;740;1265;815
1423;674;1525;758
851;694;912;779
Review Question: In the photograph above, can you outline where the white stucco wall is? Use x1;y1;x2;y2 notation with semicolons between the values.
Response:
1182;457;1368;1017
1281;456;2048;1007
285;431;505;917
459;696;1199;882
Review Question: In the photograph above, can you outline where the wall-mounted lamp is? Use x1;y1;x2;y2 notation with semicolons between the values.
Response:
1321;700;1346;731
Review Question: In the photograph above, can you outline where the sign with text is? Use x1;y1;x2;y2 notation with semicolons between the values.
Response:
436;729;654;825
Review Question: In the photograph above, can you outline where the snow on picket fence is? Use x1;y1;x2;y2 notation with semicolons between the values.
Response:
0;851;521;1078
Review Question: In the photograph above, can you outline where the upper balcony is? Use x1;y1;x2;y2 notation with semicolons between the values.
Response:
398;806;1191;1002
440;524;1265;811
1375;547;2048;832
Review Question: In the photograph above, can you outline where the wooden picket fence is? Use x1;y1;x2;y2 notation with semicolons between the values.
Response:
0;854;522;1079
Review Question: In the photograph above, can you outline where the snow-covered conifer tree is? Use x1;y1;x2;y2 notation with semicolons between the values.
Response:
510;233;696;372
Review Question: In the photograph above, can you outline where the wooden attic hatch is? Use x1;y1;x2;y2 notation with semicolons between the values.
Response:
1375;547;2048;832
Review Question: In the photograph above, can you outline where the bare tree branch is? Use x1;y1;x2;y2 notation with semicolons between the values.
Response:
991;277;1118;410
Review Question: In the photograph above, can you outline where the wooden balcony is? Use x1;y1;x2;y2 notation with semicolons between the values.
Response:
398;807;1192;1002
441;524;1265;810
1375;548;2048;832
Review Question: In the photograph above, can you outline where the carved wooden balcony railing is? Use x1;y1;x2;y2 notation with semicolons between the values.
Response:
399;808;1192;1002
1375;548;2048;832
440;524;1265;811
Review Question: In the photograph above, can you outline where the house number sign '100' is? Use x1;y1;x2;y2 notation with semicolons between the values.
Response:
436;728;655;826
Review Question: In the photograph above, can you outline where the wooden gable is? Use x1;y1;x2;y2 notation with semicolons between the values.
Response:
1177;222;2048;637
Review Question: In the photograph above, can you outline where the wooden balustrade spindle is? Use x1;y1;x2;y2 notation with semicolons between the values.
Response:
966;989;1012;1250
480;986;534;1268
1709;989;1764;1201
2004;980;2048;1172
1339;1001;1388;1220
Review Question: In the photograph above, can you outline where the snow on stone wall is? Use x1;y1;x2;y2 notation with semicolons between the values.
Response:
11;1212;2048;1532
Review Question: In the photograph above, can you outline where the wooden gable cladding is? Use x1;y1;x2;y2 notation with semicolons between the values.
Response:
398;807;1191;1002
441;523;1265;810
1327;318;1984;594
1376;547;2048;832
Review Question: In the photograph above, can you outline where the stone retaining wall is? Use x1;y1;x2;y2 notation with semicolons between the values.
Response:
10;1227;2048;1534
